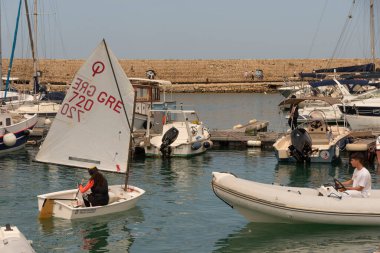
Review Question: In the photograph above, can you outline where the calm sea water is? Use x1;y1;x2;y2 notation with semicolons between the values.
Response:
1;93;380;253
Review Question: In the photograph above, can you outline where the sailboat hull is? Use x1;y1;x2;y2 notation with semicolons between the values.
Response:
37;185;145;220
0;114;37;154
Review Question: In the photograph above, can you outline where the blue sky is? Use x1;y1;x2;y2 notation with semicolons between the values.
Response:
1;0;378;59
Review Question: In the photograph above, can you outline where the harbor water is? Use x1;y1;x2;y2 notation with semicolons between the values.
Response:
1;93;380;253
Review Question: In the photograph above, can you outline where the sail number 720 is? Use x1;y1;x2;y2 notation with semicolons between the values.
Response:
60;91;94;122
60;104;85;122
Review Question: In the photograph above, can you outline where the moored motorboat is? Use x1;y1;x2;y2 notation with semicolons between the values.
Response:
143;108;213;157
211;172;380;225
274;97;350;163
0;224;35;253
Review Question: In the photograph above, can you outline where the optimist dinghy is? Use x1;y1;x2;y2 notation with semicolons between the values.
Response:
0;224;35;253
36;40;145;219
212;172;380;225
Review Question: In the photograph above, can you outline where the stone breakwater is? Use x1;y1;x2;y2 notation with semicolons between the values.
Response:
4;58;378;93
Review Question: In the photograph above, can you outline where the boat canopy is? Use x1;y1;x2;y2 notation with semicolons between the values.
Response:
315;63;375;73
129;78;172;86
278;96;342;106
340;72;380;79
309;79;369;88
299;72;326;79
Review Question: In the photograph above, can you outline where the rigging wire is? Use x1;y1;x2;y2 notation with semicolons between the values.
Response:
326;0;379;69
306;0;329;58
327;0;357;68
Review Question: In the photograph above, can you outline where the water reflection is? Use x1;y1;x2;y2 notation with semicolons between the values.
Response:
273;160;358;188
246;148;262;157
213;222;380;253
140;153;213;188
80;222;110;252
0;148;32;170
274;162;334;188
38;207;144;252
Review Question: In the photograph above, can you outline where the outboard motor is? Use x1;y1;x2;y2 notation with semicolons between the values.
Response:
160;127;179;157
288;128;312;162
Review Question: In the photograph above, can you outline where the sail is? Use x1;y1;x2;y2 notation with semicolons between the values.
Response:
36;40;134;173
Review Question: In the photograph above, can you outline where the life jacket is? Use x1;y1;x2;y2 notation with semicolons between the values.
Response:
91;177;109;200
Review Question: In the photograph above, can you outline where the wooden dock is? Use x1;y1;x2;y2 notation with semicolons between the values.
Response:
209;120;282;148
26;122;380;162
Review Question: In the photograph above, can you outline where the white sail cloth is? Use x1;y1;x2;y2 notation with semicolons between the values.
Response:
36;40;134;173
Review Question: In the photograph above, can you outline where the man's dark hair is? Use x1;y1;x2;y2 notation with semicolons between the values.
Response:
350;152;365;164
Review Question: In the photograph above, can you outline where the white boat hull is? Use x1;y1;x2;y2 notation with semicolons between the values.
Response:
10;102;60;128
144;111;212;157
0;225;35;253
145;141;210;157
344;114;380;130
273;135;343;163
0;113;38;154
212;172;380;225
37;185;145;220
273;123;350;163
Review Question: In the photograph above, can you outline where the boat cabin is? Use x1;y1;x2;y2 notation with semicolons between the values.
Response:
0;113;12;127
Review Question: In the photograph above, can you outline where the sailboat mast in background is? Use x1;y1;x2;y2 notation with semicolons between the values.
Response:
370;0;375;66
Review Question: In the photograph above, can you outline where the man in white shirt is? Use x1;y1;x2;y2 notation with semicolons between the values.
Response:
341;152;371;198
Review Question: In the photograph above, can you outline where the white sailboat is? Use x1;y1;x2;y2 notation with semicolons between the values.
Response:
36;40;145;219
0;0;38;154
8;0;61;126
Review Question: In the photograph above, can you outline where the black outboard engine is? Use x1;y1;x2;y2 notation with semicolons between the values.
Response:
288;128;312;162
160;127;179;157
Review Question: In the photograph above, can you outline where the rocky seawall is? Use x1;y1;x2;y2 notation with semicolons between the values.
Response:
3;58;378;93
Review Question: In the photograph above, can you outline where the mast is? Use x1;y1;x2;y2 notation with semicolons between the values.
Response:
4;0;23;99
103;39;135;189
32;0;39;94
24;0;36;67
0;0;2;90
370;0;375;67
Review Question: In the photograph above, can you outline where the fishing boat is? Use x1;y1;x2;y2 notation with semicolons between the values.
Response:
211;171;380;225
36;40;145;219
274;97;350;163
144;108;213;157
129;77;176;130
0;224;35;253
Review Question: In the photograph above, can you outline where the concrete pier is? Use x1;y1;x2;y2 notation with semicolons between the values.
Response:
5;58;380;93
